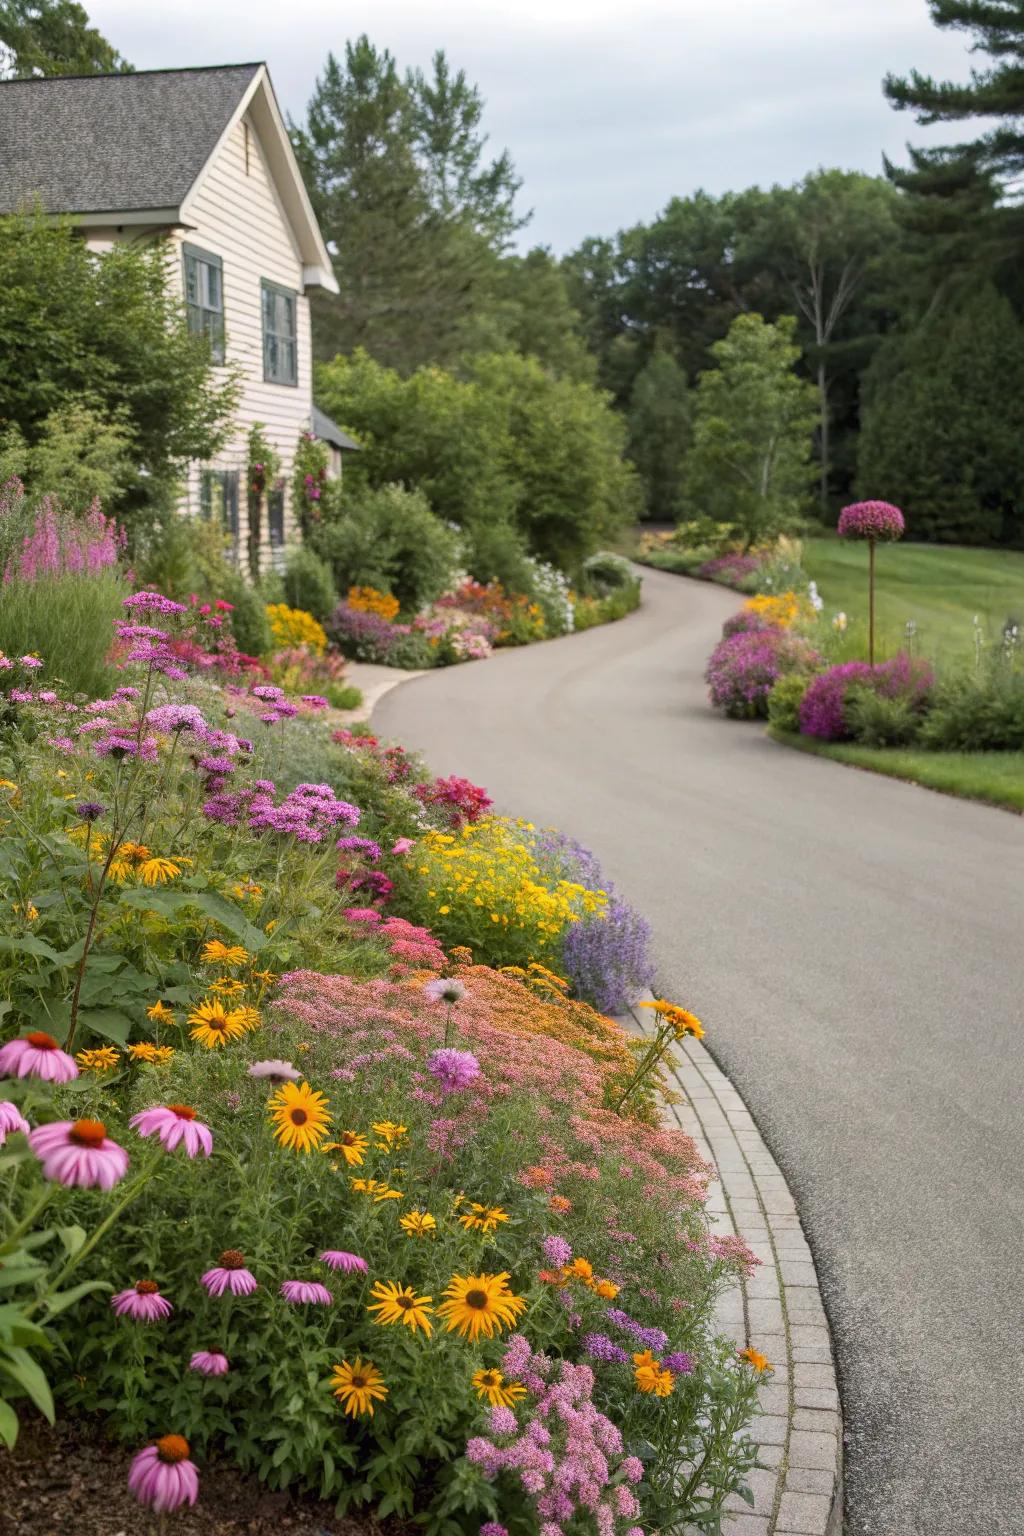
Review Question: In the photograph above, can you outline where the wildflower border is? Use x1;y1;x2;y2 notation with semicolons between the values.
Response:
622;1007;843;1536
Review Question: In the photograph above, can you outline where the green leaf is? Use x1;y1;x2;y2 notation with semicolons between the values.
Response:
0;1397;19;1449
75;1007;132;1045
0;1346;55;1422
42;1279;111;1319
0;935;60;962
57;1225;87;1258
118;889;268;952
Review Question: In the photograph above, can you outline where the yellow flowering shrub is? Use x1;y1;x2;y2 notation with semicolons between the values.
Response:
411;816;608;967
265;603;327;655
348;586;400;621
742;590;809;630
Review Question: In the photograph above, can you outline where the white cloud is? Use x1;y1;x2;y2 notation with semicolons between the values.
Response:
89;0;981;249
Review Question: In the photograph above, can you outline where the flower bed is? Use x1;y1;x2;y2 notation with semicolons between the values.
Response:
0;586;767;1531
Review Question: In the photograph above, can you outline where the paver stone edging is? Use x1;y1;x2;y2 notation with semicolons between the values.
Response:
618;1006;843;1536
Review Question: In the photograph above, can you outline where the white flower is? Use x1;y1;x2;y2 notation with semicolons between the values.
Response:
832;612;848;632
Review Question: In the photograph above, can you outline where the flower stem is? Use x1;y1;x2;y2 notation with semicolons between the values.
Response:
0;1182;55;1256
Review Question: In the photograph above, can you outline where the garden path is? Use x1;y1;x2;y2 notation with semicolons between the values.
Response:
375;565;1024;1536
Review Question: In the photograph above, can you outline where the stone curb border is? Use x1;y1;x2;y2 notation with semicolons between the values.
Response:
628;1015;843;1536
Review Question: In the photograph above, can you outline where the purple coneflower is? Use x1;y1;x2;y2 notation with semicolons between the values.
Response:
130;1104;213;1158
128;1435;199;1512
111;1280;173;1321
189;1350;229;1376
0;1100;29;1146
29;1119;128;1189
423;978;467;1007
280;1279;332;1305
0;1032;78;1083
247;1059;301;1085
201;1250;258;1297
319;1250;368;1273
426;1047;480;1094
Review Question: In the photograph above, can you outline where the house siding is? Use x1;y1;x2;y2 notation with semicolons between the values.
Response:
167;110;315;568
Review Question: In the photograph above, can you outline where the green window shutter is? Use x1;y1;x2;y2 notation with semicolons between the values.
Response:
183;245;225;364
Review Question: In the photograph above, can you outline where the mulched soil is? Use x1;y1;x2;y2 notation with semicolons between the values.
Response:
0;1416;396;1536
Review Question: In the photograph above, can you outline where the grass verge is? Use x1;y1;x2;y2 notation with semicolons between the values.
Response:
769;728;1024;813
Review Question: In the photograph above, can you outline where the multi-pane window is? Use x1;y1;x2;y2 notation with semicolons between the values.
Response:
199;469;239;539
261;280;297;385
183;246;224;363
267;485;285;547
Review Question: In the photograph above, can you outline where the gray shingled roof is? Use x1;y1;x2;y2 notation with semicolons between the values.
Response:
0;64;262;215
313;406;361;452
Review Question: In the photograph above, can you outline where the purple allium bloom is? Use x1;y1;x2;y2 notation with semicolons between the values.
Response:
318;1250;368;1273
427;1047;481;1094
146;704;206;733
423;978;466;1006
111;1282;173;1321
122;591;187;615
247;1059;301;1084
75;801;105;821
189;1350;229;1376
280;1279;332;1305
705;628;820;720
201;1252;257;1296
662;1350;695;1374
542;1234;573;1268
837;500;905;542
584;1332;630;1364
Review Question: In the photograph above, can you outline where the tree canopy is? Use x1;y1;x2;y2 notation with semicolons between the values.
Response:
0;0;130;77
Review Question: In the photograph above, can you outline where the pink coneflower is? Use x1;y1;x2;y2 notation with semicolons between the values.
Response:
0;1031;78;1083
280;1279;332;1305
0;1100;29;1146
318;1250;368;1274
426;1046;481;1093
423;978;466;1006
130;1104;213;1158
201;1250;258;1297
247;1059;301;1084
189;1350;229;1376
111;1280;173;1321
29;1119;128;1189
128;1435;199;1512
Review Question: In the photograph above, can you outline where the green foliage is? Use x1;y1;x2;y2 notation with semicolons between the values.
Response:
572;578;642;632
0;213;237;541
246;425;281;584
856;286;1024;544
0;567;127;698
0;0;130;78
581;550;636;597
683;314;818;547
461;518;535;592
0;401;137;513
766;671;811;733
845;686;923;747
314;484;459;613
626;348;691;519
291;432;331;542
919;663;1024;750
282;545;339;623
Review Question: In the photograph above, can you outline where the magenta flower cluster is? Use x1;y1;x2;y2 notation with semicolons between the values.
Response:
203;780;360;842
705;629;820;720
798;653;934;741
837;500;905;542
1;479;125;585
466;1336;643;1533
696;551;764;587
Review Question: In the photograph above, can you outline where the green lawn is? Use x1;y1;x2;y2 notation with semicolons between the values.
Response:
771;730;1024;813
802;537;1024;663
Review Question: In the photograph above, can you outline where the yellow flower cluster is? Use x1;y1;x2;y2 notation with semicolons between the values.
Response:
265;603;327;655
742;590;809;630
416;818;607;962
347;586;400;621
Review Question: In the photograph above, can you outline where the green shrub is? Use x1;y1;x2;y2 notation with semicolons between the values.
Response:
282;544;338;622
845;686;923;747
216;572;273;657
463;518;536;593
766;671;811;733
581;550;635;596
0;567;127;697
919;665;1024;750
313;484;458;613
572;577;642;631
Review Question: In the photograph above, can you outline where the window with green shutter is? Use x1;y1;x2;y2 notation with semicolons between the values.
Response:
261;280;298;386
200;469;239;539
183;246;225;363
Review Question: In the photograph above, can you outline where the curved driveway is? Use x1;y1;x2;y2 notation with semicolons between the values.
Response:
376;566;1023;1536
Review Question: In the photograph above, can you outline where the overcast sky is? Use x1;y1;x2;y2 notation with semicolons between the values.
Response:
90;0;979;252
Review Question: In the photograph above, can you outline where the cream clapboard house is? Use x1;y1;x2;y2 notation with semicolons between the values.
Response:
0;63;358;565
